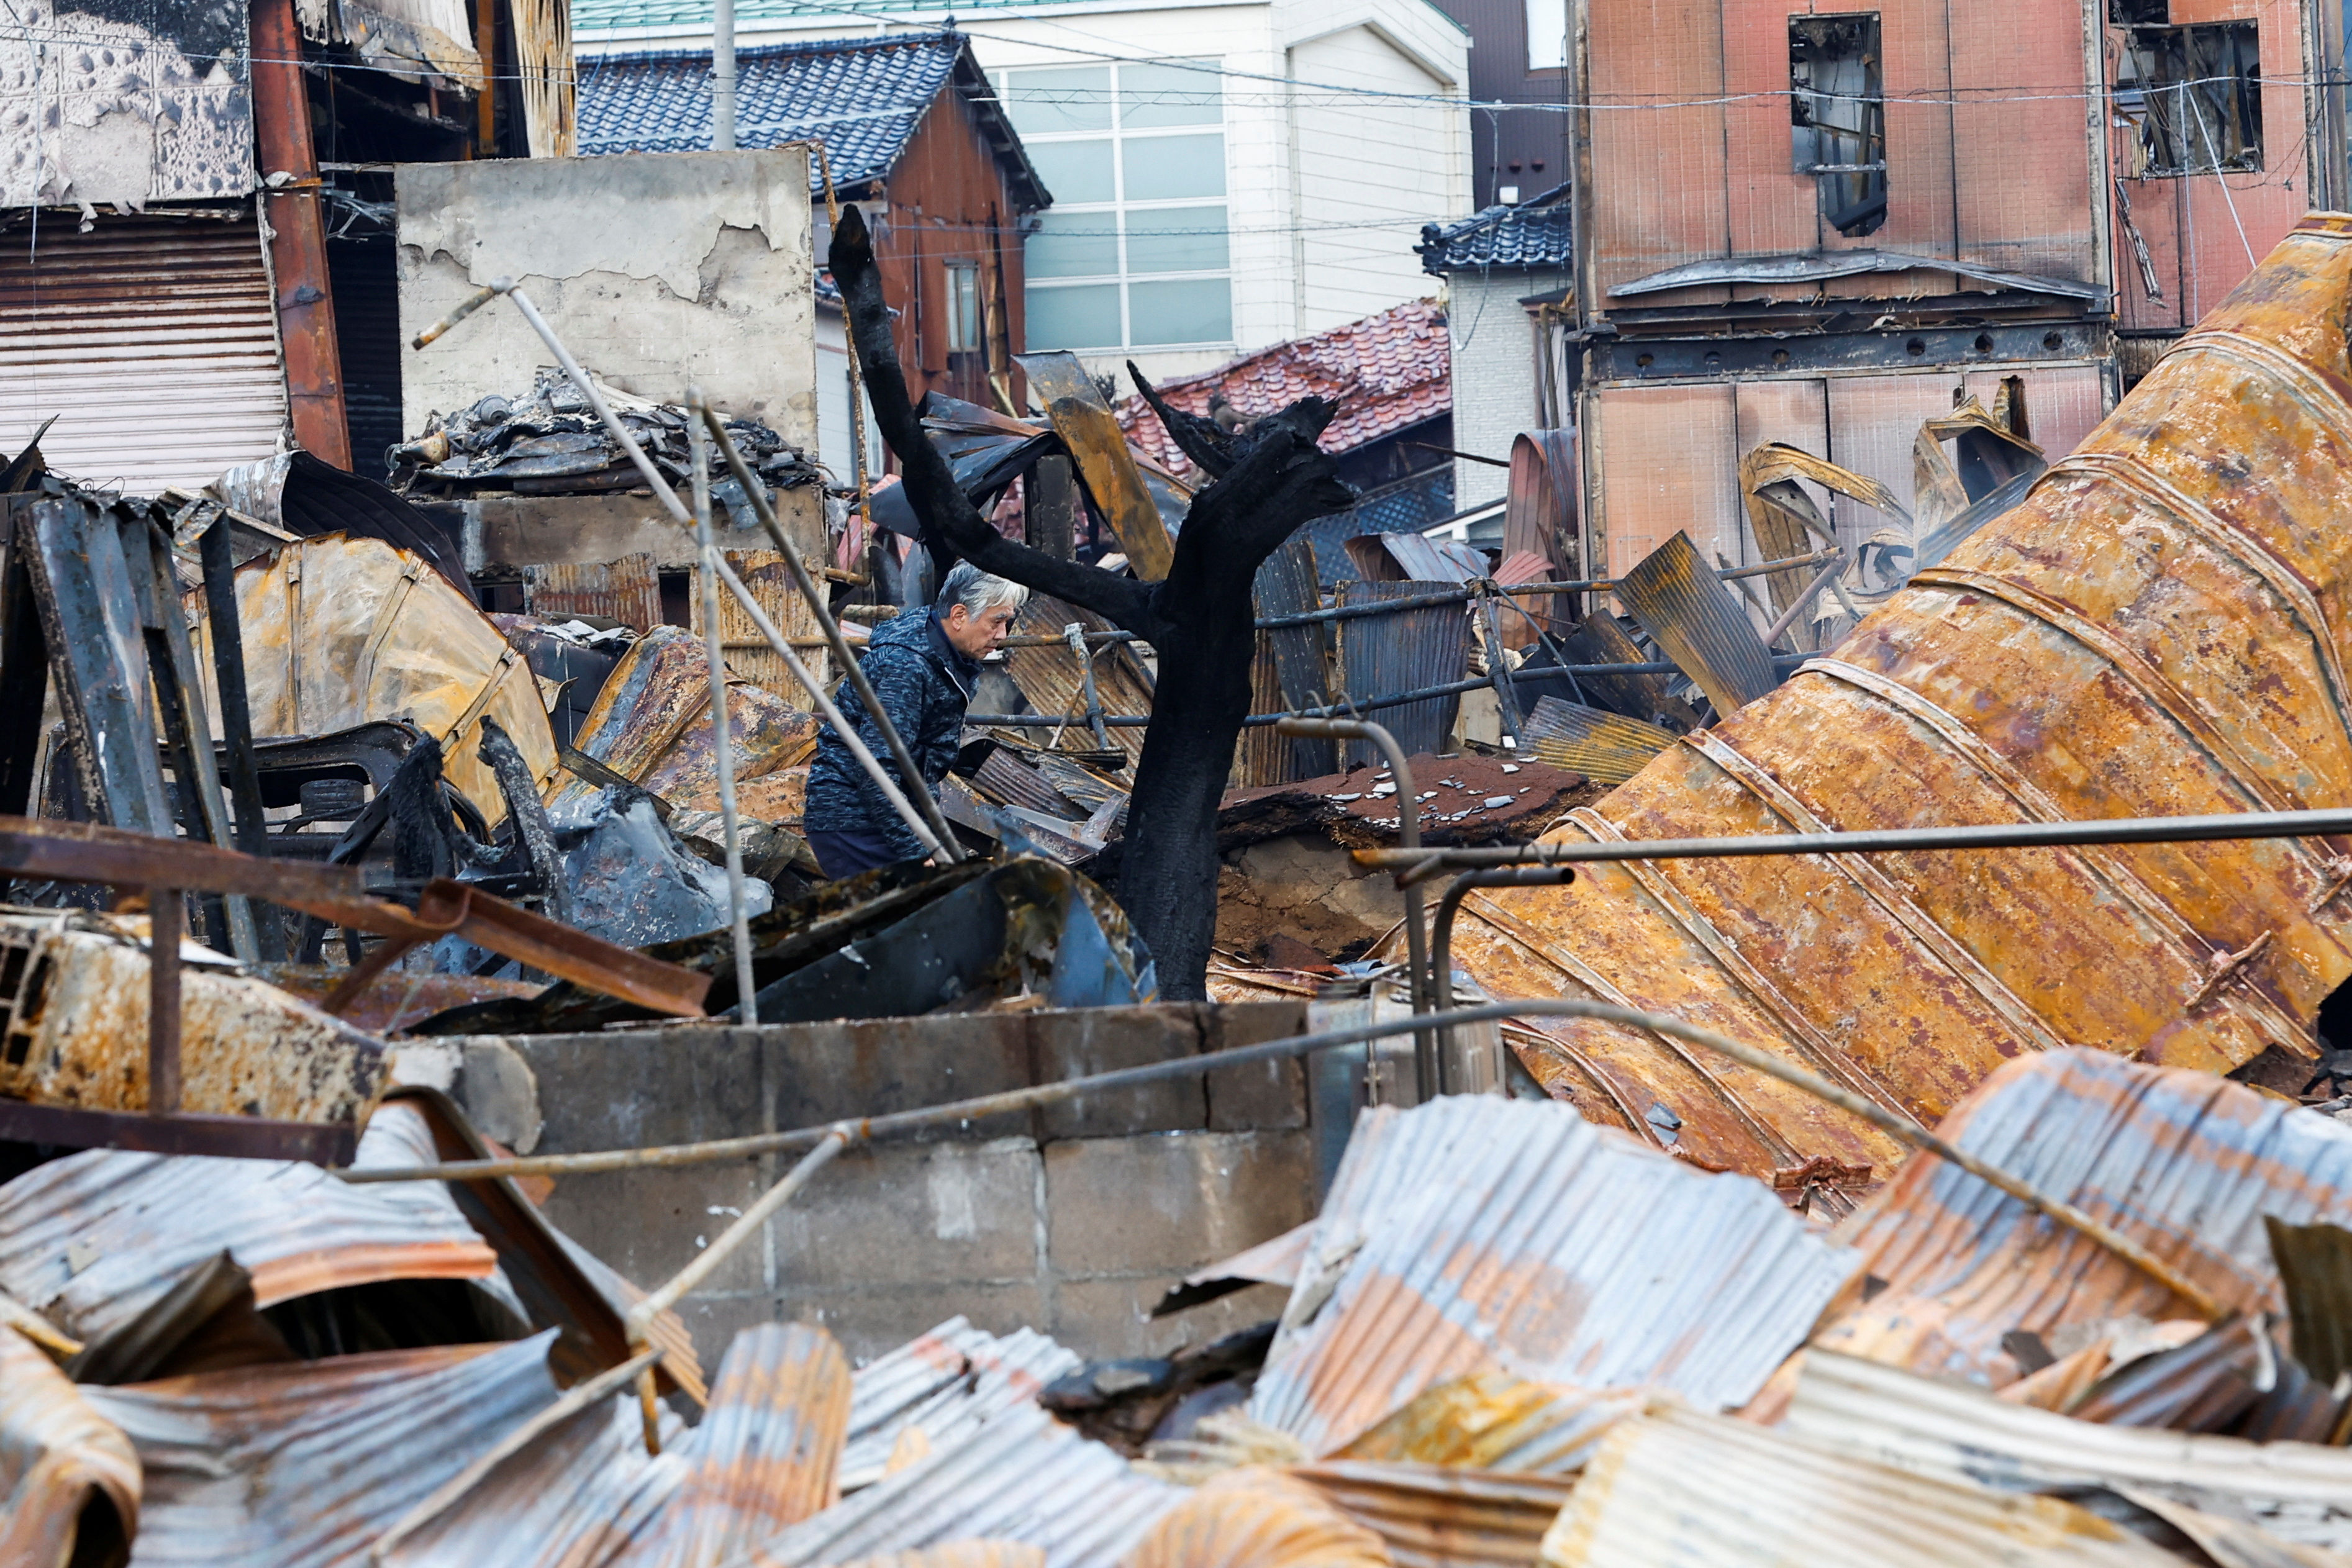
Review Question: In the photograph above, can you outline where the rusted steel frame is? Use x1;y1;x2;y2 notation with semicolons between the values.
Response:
415;281;955;861
1475;586;1527;740
1431;868;1573;1081
689;397;760;1022
1279;715;1435;1099
1366;805;2352;872
1807;656;2323;1041
249;0;352;468
1063;622;1115;754
198;509;281;958
696;404;968;863
0;816;366;903
0;1100;356;1162
623;1128;850;1451
336;997;2227;1319
148;884;181;1113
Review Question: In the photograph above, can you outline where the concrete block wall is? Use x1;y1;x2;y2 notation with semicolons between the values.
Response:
450;1002;1319;1366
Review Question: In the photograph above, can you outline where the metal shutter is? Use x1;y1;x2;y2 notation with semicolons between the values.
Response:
0;212;289;495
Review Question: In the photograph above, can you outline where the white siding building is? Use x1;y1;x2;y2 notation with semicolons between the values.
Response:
573;0;1473;386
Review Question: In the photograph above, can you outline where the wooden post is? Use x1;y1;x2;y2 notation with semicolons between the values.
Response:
148;887;181;1115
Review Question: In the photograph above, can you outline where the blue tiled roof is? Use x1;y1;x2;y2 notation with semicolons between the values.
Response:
576;30;1050;209
1417;181;1574;275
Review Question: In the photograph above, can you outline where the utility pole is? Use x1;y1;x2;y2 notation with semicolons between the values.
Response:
712;0;737;150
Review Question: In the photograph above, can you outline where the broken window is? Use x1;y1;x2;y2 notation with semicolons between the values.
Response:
2113;19;2261;175
1791;14;1887;238
944;260;984;355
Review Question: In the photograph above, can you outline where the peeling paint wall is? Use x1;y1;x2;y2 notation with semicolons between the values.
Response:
396;149;819;451
0;0;256;209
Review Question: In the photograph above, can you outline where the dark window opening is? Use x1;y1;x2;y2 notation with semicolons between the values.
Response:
2109;0;2168;24
1791;14;1887;237
658;570;693;628
2115;20;2262;176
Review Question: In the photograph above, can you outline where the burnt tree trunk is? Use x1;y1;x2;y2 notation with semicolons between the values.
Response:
830;208;1351;999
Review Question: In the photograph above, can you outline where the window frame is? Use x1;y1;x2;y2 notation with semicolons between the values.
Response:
1789;12;1889;238
2112;19;2263;177
993;59;1233;353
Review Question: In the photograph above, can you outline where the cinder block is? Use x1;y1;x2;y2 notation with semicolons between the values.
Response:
773;1280;1053;1366
1030;1004;1208;1141
509;1026;766;1151
540;1159;768;1297
768;1138;1043;1292
1044;1130;1317;1279
1047;1278;1292;1362
1201;1001;1310;1131
769;1014;1030;1138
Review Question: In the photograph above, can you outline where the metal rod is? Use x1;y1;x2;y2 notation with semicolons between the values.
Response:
624;1128;850;1340
711;0;737;152
335;997;2226;1321
198;512;281;961
1478;589;1525;742
1359;804;2352;879
1757;553;1848;649
1066;622;1114;755
1278;715;1434;1102
689;398;760;1025
1432;868;1575;1080
696;405;966;862
147;886;180;1115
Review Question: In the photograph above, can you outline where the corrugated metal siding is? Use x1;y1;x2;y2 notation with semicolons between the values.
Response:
527;553;664;633
1334;580;1471;764
0;214;287;494
689;549;827;709
328;233;406;481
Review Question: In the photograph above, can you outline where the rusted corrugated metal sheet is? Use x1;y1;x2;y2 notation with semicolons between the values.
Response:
0;215;286;493
84;1331;563;1564
0;912;387;1122
1332;1372;1640;1475
378;1321;848;1566
1611;531;1777;715
1519;697;1671;787
548;625;819;818
691;549;828;709
0;1323;140;1568
1295;1459;1576;1568
1463;218;2352;1179
1536;1400;2182;1568
751;1402;1183;1568
201;534;560;827
1125;1467;1389;1568
1814;1049;2352;1388
1784;1348;2352;1554
525;553;663;633
999;596;1152;771
0;1100;503;1346
1245;1097;1860;1456
1335;581;1470;765
840;1319;1082;1493
837;1546;1045;1568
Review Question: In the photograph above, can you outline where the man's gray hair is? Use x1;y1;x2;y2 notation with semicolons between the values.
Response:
938;560;1029;619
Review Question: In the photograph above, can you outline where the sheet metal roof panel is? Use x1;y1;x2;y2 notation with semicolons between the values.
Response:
1537;1400;2189;1568
1784;1349;2352;1554
840;1319;1081;1492
0;1101;503;1345
1815;1049;2352;1386
1247;1097;1862;1456
1294;1459;1578;1568
742;1403;1181;1568
84;1332;564;1567
0;1323;141;1566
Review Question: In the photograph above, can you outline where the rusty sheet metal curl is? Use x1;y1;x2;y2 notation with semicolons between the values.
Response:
1293;1459;1577;1568
1813;1049;2352;1388
0;1100;505;1345
1124;1466;1392;1568
0;1323;140;1568
840;1318;1081;1493
1331;1372;1641;1475
1245;1096;1860;1456
1455;215;2352;1180
835;1546;1045;1568
84;1331;565;1565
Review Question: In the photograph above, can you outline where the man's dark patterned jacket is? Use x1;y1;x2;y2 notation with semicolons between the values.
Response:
804;604;978;861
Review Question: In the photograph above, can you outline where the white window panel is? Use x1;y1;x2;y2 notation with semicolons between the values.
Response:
1002;66;1112;134
1119;62;1223;128
1028;140;1115;204
1028;211;1121;279
1027;283;1123;351
1526;0;1569;70
1124;205;1228;273
1128;278;1232;347
1123;133;1225;201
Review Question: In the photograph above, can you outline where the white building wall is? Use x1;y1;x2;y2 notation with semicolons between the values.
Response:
1445;269;1569;510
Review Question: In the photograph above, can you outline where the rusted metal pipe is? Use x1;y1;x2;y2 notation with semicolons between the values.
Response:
1756;553;1848;648
688;397;760;1023
695;404;967;863
338;997;2225;1320
249;0;351;467
1431;868;1575;1080
1277;715;1433;1100
1360;804;2352;882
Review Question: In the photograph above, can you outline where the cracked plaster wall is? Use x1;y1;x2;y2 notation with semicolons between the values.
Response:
396;150;819;450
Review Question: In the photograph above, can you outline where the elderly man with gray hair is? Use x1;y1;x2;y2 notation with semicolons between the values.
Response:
804;560;1029;879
